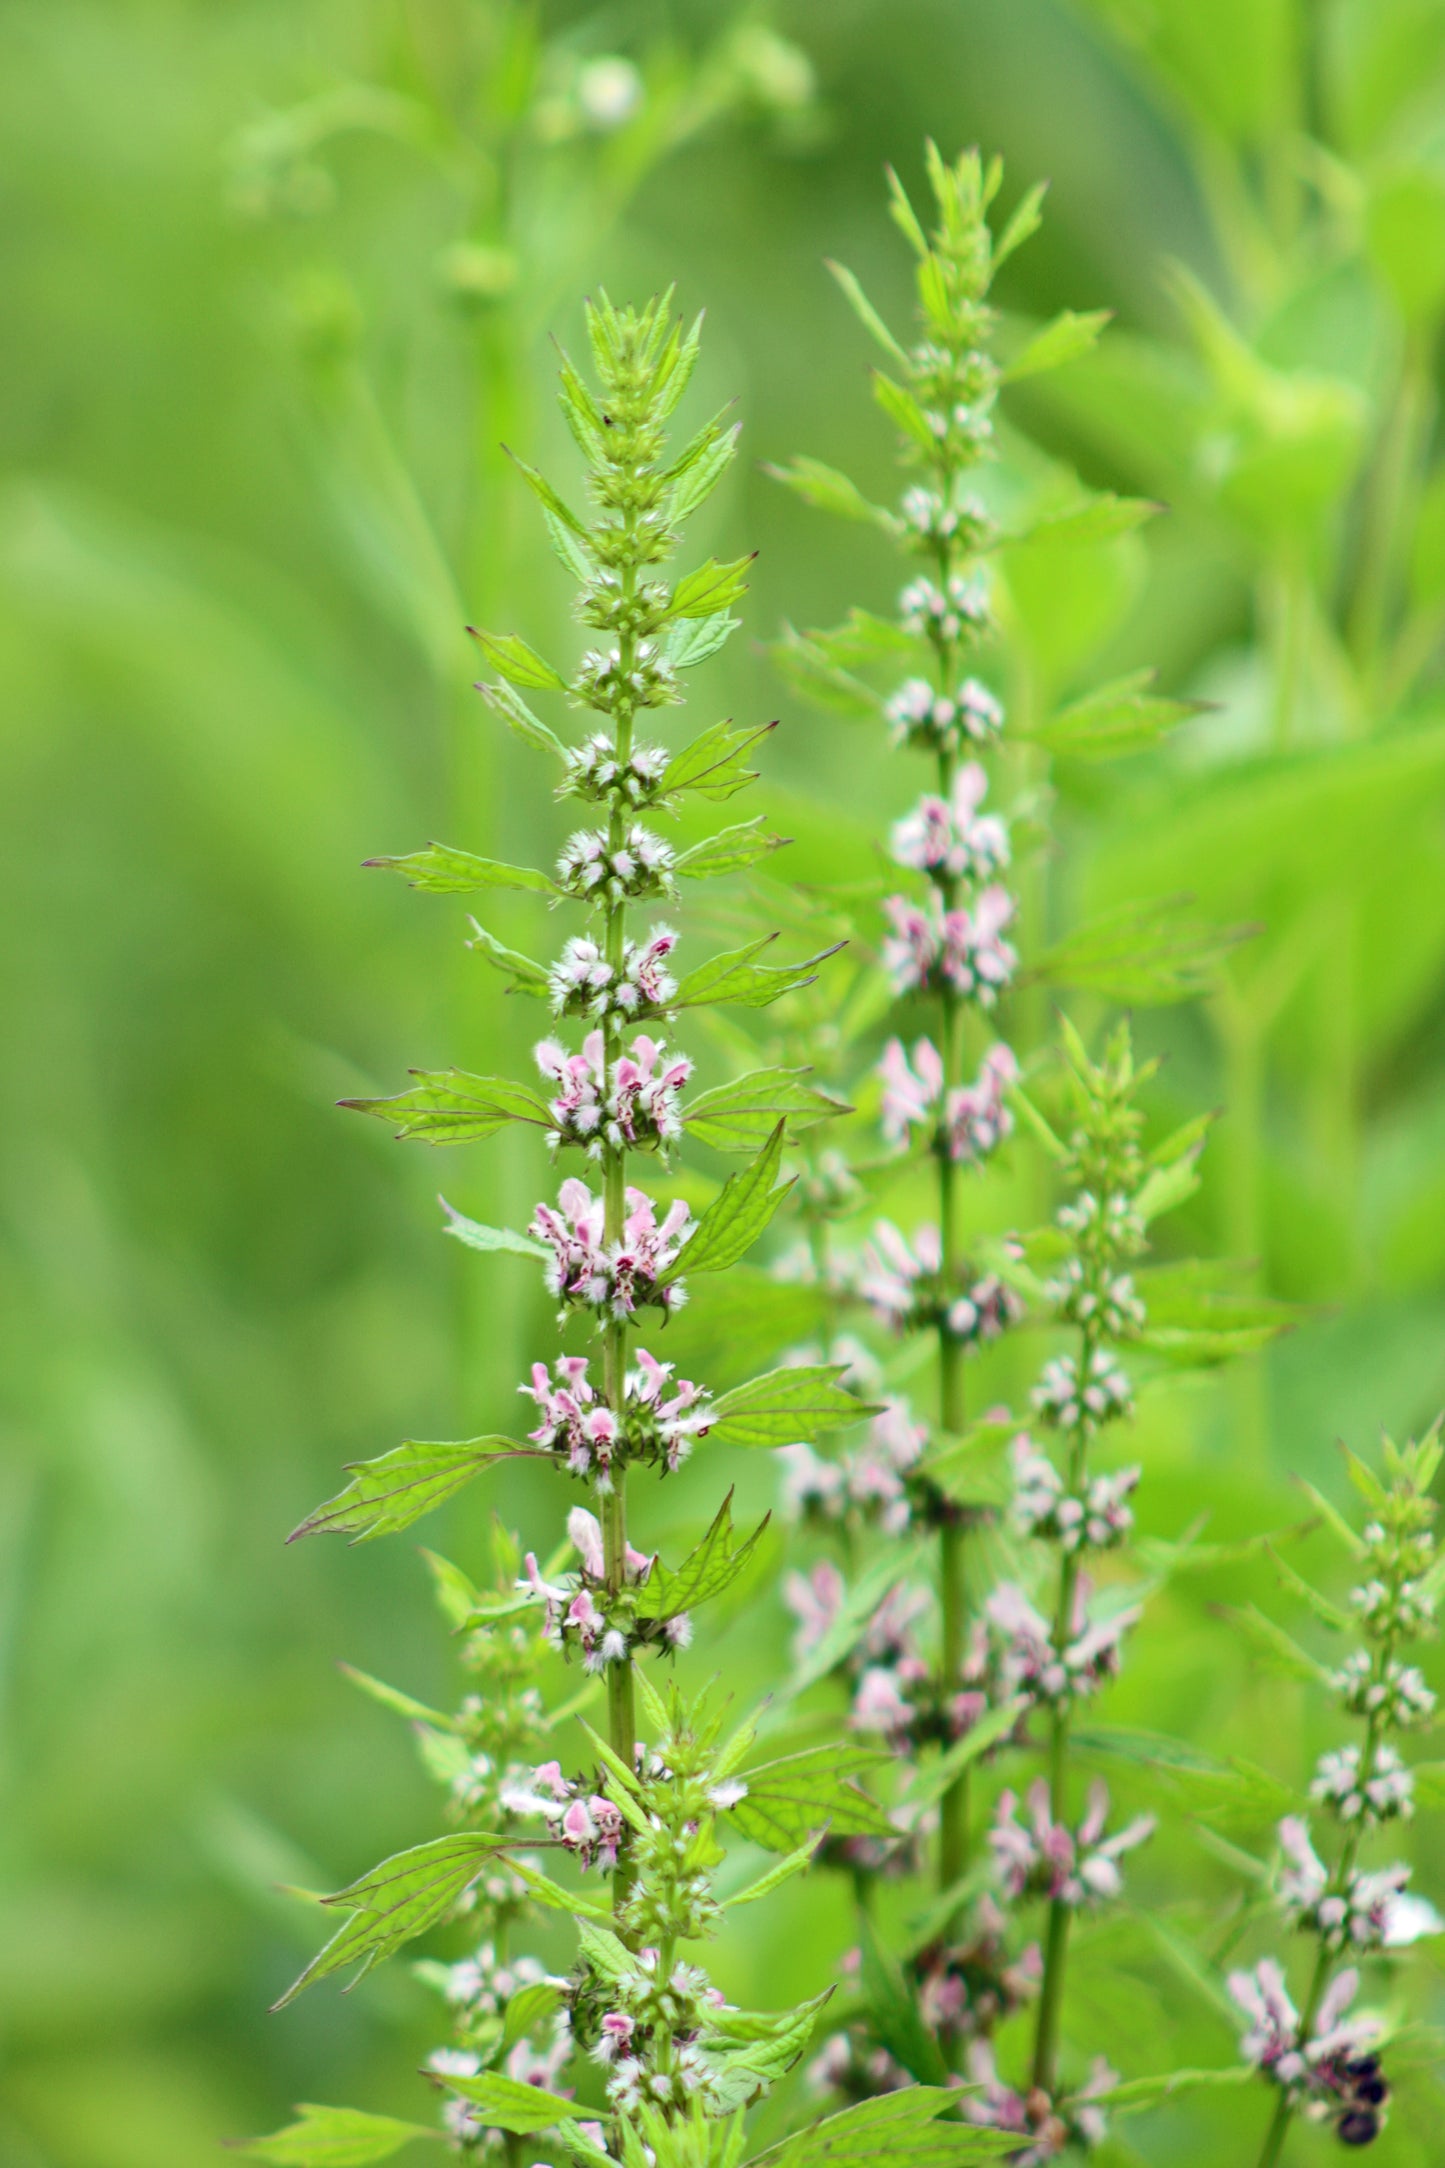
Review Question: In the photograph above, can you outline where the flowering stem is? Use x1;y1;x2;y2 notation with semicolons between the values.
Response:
1030;1344;1095;2093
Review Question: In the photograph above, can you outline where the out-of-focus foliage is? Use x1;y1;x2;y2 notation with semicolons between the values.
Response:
2;1;1445;2163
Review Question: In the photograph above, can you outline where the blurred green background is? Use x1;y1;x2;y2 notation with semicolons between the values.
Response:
5;1;1445;2162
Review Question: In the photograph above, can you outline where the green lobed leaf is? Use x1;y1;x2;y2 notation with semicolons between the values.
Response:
659;1122;792;1283
273;1834;512;2007
441;2074;585;2136
503;446;590;537
769;626;878;718
674;818;786;882
1107;2066;1253;2116
635;1490;771;1620
498;1980;565;2053
1073;1725;1298;1829
439;1199;549;1260
1218;1604;1329;1684
1027;669;1201;762
366;843;558;897
468;628;567;692
684;1069;848;1154
724;1833;820;1909
662;404;735;486
1010;493;1158;548
706;1362;872;1448
668;555;756;620
1003;306;1111;381
340;1071;552;1145
465;921;551;1000
750;2085;1020;2168
660;718;776;801
1034;898;1250;1005
1136;1259;1300;1364
825;258;909;363
288;1436;536;1544
728;1743;894;1853
237;2104;441;2166
666;612;741;671
871;370;937;453
857;1917;946;2086
474;676;566;759
764;456;892;526
338;1664;454;1732
505;1857;613;1923
915;1415;1017;1507
673;933;844;1011
667;425;740;525
995;179;1047;265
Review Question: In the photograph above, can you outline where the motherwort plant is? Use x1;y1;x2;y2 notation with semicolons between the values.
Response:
244;296;1019;2168
1233;1429;1445;2163
766;145;1282;2151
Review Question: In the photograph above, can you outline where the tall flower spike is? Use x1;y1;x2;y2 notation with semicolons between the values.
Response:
264;294;910;2168
1241;1425;1445;2166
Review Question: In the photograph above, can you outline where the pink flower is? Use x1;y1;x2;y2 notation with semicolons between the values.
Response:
530;1179;691;1320
783;1560;845;1655
548;923;679;1020
882;1028;1017;1160
880;888;1016;1004
989;1779;1153;1907
889;763;1010;885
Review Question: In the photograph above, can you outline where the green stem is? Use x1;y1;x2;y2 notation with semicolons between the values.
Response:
1030;1364;1094;2094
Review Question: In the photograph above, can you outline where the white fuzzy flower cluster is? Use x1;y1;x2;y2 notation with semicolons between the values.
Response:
1349;1570;1437;1641
517;1508;690;1673
897;484;993;553
889;762;1010;886
504;1757;628;1871
590;1946;731;2116
557;821;676;903
859;1219;1021;1347
574;636;678;711
1010;1435;1138;1553
520;1348;711;1488
548;923;678;1019
778;1399;927;1537
440;1941;553;2016
899;571;991;645
1310;1741;1416;1827
535;1030;690;1157
1031;1348;1133;1432
963;2044;1115;2165
563;730;670;805
530;1178;691;1320
1056;1188;1145;1258
1276;1817;1442;1951
1330;1650;1436;1729
881;887;1017;1004
985;1579;1139;1708
990;1779;1154;1908
1228;1960;1381;2113
1042;1256;1145;1339
885;673;1003;755
878;1036;1017;1164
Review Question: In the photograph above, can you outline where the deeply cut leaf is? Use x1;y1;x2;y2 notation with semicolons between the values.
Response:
475;676;565;759
765;457;892;526
465;921;551;1000
668;555;755;620
729;1743;894;1853
635;1490;771;1620
341;1071;552;1145
684;1068;848;1153
273;1834;511;2007
674;818;786;882
1028;670;1201;762
439;1199;549;1260
441;2073;586;2137
707;1363;872;1448
666;611;741;671
659;1122;791;1282
468;629;567;692
289;1436;536;1544
674;934;844;1011
366;844;558;898
660;718;776;802
238;2104;440;2166
1003;306;1111;381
